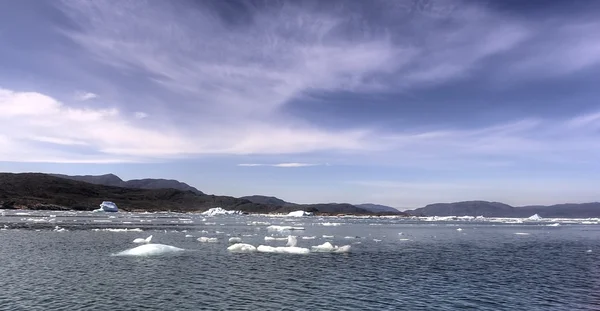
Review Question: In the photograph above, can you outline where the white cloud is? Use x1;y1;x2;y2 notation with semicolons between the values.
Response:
134;111;148;119
238;163;319;168
74;91;98;101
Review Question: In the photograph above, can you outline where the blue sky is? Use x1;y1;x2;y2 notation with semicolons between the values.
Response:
1;0;599;208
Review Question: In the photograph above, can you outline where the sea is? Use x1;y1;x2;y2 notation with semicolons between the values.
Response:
1;210;599;311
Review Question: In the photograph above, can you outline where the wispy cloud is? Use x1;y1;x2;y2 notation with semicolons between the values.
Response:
238;163;319;168
74;91;98;101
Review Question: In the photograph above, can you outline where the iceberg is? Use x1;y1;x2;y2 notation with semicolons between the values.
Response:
227;243;257;253
197;237;218;243
94;201;119;212
133;235;152;244
527;214;542;221
286;235;298;247
113;244;185;256
311;242;351;253
287;210;313;217
201;207;243;216
256;245;310;254
228;237;242;243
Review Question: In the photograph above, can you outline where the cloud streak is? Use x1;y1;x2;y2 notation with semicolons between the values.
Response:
238;163;320;168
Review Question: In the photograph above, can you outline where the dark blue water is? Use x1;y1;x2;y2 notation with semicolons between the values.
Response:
1;211;599;310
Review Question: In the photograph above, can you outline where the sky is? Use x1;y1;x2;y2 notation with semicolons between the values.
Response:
1;0;599;209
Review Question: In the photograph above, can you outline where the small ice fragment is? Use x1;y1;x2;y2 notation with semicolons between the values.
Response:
228;237;242;244
286;236;297;247
514;232;530;235
267;225;305;231
185;234;194;238
586;250;592;253
373;239;382;242
227;243;257;253
310;242;351;253
301;236;316;240
197;237;218;243
264;236;287;241
546;223;560;227
457;228;463;231
113;244;184;256
256;245;310;254
133;235;153;244
322;235;334;238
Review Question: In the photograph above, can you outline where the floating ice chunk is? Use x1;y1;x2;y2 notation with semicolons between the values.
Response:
344;236;359;239
227;243;257;253
311;242;351;253
286;236;297;247
515;232;530;235
228;237;242;244
586;249;592;253
321;222;342;226
92;228;143;232
133;235;153;244
373;239;382;242
264;236;287;241
94;201;118;212
302;236;316;240
456;228;463;231
185;234;194;238
249;221;271;226
287;210;313;217
53;226;67;232
546;223;561;227
197;237;218;243
322;235;334;238
113;244;184;256
527;214;542;221
256;245;310;254
201;207;243;216
267;225;305;231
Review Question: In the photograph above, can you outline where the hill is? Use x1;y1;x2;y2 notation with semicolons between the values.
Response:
0;173;268;213
356;203;401;213
405;200;600;218
241;195;406;215
51;173;204;195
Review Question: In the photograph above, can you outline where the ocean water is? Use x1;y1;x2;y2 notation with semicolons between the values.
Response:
1;211;599;310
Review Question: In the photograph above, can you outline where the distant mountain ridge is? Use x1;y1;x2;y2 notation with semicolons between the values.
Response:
51;173;204;195
405;200;600;218
241;195;406;215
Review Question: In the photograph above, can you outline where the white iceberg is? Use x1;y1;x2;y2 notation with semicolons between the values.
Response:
527;214;542;221
94;201;119;212
113;244;184;256
133;235;153;244
228;237;242;243
287;210;313;217
201;207;243;216
227;243;257;253
267;225;305;231
311;242;351;253
197;237;218;243
256;245;310;254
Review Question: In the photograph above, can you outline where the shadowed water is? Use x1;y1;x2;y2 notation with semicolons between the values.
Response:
1;211;599;310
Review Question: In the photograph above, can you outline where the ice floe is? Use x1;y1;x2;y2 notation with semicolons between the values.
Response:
256;245;310;254
227;243;257;253
267;225;305;231
197;237;218;243
228;237;242;243
286;236;298;247
311;242;351;253
92;228;143;232
201;207;243;216
94;201;118;212
320;222;342;226
527;214;542;221
264;236;287;241
546;223;561;227
53;226;67;232
287;210;313;217
301;236;316;240
133;235;153;244
113;244;184;256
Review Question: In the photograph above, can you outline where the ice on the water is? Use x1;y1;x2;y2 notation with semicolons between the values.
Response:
321;222;342;226
287;210;313;217
94;201;118;212
53;226;67;232
311;242;351;253
286;236;297;247
197;237;218;243
302;236;316;240
527;214;542;221
113;244;184;256
256;245;310;254
133;235;152;244
228;237;242;243
322;235;334;238
456;228;463;231
92;228;143;232
227;243;257;253
546;223;560;227
267;225;305;231
264;236;288;241
201;207;242;216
